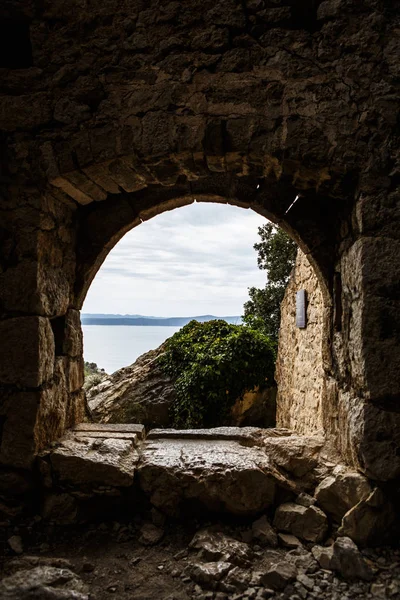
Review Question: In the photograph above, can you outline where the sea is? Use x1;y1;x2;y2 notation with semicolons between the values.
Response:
82;325;182;374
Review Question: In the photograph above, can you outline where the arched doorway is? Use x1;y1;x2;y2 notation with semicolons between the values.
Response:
0;0;399;499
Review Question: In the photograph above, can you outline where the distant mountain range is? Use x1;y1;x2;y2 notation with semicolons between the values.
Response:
81;314;242;327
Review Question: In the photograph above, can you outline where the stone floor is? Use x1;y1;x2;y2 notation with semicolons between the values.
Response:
1;424;399;599
38;424;334;522
1;515;399;600
35;424;396;549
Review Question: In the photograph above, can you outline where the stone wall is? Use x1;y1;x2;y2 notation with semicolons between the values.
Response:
276;251;326;435
0;188;86;473
0;0;399;497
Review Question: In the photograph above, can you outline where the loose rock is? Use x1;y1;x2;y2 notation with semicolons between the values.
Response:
278;533;303;549
189;529;253;566
252;515;278;547
138;523;164;546
223;566;252;591
273;502;328;543
0;566;89;599
332;537;373;581
189;562;233;588
7;536;23;555
312;536;373;581
261;561;297;590
315;469;371;522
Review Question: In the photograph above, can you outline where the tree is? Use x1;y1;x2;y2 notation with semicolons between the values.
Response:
243;223;297;344
159;319;276;428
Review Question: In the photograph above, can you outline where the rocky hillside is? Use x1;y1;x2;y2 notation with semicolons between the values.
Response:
87;344;276;429
84;361;108;392
87;344;175;428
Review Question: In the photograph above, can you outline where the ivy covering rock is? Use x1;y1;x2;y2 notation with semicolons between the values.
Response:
159;320;276;429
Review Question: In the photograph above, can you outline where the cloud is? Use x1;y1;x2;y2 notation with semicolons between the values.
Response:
83;202;268;316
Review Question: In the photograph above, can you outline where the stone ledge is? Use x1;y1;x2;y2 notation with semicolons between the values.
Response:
73;431;140;445
49;435;138;487
137;437;294;516
146;426;292;445
73;423;145;439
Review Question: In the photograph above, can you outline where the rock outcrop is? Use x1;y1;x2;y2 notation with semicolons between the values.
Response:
88;344;276;429
87;345;176;428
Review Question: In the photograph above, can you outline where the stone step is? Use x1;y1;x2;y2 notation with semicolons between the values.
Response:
38;425;335;522
147;427;294;445
138;437;297;516
73;431;141;445
73;422;145;438
47;434;139;487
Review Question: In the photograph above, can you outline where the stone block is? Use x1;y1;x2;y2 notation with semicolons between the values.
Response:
106;159;147;193
315;468;371;522
273;503;328;543
83;163;120;194
0;317;54;387
0;390;40;469
63;310;83;358
341;237;400;401
66;390;87;428
262;435;325;480
0;372;72;469
50;435;138;487
35;384;68;454
0;93;52;131
146;426;262;444
73;431;140;445
0;261;71;317
51;176;93;205
138;438;283;516
67;358;84;393
73;423;145;439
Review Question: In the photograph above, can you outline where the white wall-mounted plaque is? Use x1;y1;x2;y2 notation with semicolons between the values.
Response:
296;289;307;328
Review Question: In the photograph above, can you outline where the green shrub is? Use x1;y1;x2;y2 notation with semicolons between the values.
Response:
159;320;276;429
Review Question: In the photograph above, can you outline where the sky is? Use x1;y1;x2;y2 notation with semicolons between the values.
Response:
83;202;269;317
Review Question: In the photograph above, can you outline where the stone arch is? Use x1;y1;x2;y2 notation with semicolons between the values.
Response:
0;0;399;495
72;170;336;310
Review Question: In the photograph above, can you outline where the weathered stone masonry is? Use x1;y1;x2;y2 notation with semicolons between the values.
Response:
0;0;399;509
276;250;326;437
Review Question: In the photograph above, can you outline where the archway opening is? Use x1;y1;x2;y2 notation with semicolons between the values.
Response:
81;201;288;430
75;196;328;436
